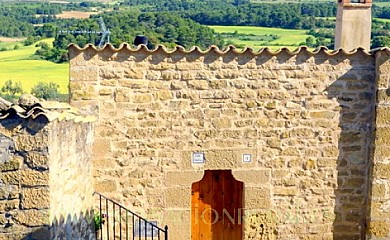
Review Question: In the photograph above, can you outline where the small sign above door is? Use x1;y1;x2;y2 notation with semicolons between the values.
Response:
192;152;205;164
243;154;252;163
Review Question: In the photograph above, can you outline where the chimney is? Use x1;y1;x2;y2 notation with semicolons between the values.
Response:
334;0;373;51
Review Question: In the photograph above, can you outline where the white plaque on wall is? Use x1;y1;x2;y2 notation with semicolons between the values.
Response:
192;152;205;164
243;154;252;163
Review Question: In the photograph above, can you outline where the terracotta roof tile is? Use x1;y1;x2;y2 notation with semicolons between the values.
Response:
0;94;95;123
68;43;375;56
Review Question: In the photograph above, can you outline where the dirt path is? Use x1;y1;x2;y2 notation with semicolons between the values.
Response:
0;37;25;42
56;11;99;19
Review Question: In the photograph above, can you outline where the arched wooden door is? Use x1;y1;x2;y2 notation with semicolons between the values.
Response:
191;170;244;240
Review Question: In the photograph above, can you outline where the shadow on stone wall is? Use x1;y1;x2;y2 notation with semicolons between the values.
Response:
325;52;376;239
19;210;95;240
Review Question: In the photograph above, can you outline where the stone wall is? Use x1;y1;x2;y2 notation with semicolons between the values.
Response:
0;102;95;240
49;120;95;240
69;45;377;240
367;50;390;240
0;118;50;239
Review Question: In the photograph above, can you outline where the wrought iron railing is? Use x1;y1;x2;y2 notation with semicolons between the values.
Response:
94;192;168;240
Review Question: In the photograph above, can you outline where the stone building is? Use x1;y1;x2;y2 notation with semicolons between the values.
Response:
67;43;390;240
1;0;390;239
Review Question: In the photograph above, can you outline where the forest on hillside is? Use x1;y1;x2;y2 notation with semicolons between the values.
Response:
0;0;388;63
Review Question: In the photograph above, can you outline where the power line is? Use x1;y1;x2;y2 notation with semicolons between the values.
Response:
58;17;110;48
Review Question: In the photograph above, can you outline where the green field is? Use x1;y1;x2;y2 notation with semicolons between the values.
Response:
376;18;390;23
0;39;69;94
210;25;314;50
375;2;390;7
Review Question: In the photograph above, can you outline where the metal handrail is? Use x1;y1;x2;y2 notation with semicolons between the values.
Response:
94;192;168;240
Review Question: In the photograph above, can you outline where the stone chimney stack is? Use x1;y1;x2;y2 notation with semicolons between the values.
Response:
335;0;372;51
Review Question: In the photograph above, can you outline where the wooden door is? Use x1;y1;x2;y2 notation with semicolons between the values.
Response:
191;170;244;240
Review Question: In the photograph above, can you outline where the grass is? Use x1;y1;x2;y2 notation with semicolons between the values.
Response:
376;18;390;23
375;2;390;7
0;38;69;94
210;25;314;50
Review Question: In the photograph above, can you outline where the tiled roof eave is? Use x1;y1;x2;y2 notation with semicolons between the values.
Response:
68;43;374;57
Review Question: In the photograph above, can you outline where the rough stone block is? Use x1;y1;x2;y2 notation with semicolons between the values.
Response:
281;147;300;156
94;180;117;193
155;90;173;101
145;70;161;80
340;132;361;144
187;80;209;90
373;163;390;179
309;111;337;119
245;188;271;209
377;89;390;104
209;80;228;89
70;66;98;82
376;127;390;145
162;70;181;81
15;134;48;152
181;71;195;80
25;152;48;170
149;62;174;71
124;68;145;79
165;187;190;208
70;83;98;100
92;139;111;159
0;185;18;200
21;188;49;209
114;88;131;102
373;146;390;161
303;159;317;170
132;94;153;103
288;128;315;138
212;118;232;129
343;178;365;188
215;70;238;79
0;199;19;212
322;146;339;158
99;67;123;79
274;188;297;196
99;87;113;96
232;170;270;185
100;79;117;86
2;170;49;187
118;79;149;89
176;62;203;71
165;171;204;187
0;157;20;171
149;81;165;89
13;209;49;227
368;220;390;238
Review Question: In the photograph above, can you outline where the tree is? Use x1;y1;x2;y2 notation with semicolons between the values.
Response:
0;80;23;101
31;82;60;100
372;36;390;48
305;36;315;47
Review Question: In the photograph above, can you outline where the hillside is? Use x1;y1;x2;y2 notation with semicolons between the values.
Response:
0;39;68;94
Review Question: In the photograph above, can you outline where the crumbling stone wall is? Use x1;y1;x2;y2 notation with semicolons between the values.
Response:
0;106;95;240
69;44;376;240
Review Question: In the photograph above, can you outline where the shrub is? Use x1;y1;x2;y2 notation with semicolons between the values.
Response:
31;81;60;100
0;80;23;101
